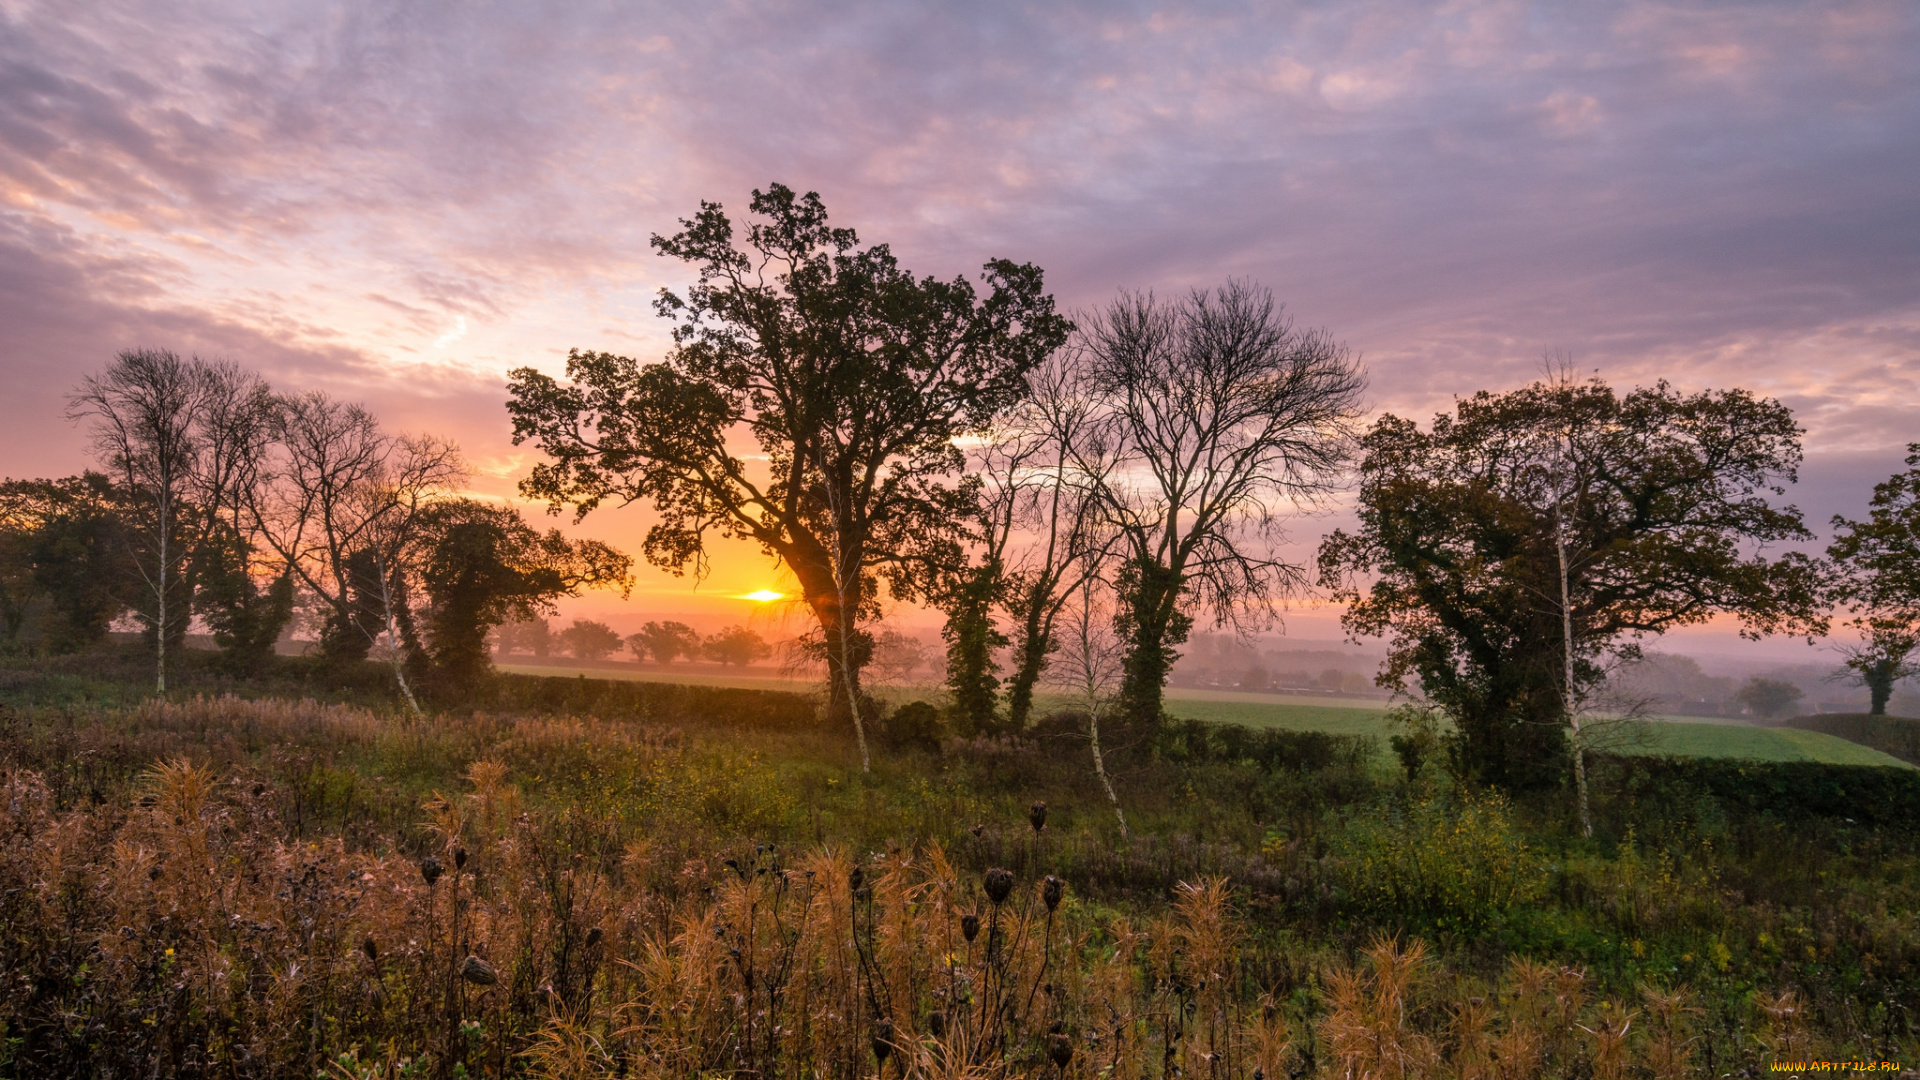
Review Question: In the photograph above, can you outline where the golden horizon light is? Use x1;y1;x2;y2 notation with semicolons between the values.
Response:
740;590;786;603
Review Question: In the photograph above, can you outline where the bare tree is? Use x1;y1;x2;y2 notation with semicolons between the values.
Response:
1057;574;1128;837
68;350;272;691
995;350;1115;730
253;391;464;713
1077;282;1365;727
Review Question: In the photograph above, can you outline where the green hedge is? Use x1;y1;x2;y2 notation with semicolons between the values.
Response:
1589;752;1920;832
1779;712;1920;767
1153;716;1377;772
488;671;819;731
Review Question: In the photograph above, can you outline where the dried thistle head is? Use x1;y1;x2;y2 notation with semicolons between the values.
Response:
1048;1032;1073;1070
962;913;981;942
1028;802;1048;833
1043;876;1063;913
461;954;498;985
983;868;1013;906
421;856;444;887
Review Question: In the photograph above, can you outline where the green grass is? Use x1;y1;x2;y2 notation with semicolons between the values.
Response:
516;662;1912;766
1623;720;1915;767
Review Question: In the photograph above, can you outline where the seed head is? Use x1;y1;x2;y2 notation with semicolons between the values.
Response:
849;866;864;892
1028;801;1048;832
961;914;981;942
460;954;498;985
453;847;467;870
927;1010;947;1038
871;1019;895;1063
1043;875;1063;913
361;937;378;963
983;867;1014;906
1049;1033;1074;1071
420;857;444;887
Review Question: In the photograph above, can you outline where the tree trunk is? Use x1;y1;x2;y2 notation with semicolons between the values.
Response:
1088;704;1126;839
1867;663;1893;716
795;549;871;772
1003;584;1055;731
1557;505;1592;839
942;562;1003;735
155;507;168;695
1114;558;1190;730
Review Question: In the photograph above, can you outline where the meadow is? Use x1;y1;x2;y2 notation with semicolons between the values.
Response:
0;646;1915;1078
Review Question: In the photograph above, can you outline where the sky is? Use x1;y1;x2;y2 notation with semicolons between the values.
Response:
3;0;1917;655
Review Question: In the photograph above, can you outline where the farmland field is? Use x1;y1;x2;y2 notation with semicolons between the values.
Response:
501;662;1911;767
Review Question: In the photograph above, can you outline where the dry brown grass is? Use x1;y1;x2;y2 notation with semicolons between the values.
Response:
0;695;1891;1078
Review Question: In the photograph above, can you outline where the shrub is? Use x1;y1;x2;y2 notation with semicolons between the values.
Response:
880;698;945;751
1322;788;1547;929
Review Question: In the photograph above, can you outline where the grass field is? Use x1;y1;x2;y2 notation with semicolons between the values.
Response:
501;662;1912;768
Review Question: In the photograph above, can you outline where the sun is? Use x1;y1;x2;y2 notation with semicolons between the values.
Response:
739;589;785;603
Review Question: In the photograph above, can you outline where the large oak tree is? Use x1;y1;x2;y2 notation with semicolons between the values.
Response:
1320;377;1826;790
507;184;1068;763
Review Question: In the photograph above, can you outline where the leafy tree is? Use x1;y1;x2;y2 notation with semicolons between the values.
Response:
702;625;773;667
558;618;623;661
1320;376;1826;789
1076;283;1365;729
0;474;127;653
628;620;702;665
1827;444;1920;714
1736;676;1805;720
412;500;633;692
192;526;293;674
507;184;1069;767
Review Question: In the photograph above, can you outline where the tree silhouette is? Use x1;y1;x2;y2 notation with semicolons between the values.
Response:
508;184;1068;762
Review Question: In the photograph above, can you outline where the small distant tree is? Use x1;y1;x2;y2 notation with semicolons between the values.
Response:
558;618;623;661
629;620;701;665
868;628;933;684
1736;677;1805;720
1827;444;1920;715
703;625;772;667
494;616;552;658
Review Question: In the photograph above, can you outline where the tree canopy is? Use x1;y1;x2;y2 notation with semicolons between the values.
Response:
1320;377;1825;787
507;183;1070;756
